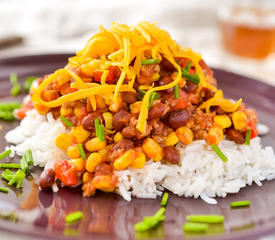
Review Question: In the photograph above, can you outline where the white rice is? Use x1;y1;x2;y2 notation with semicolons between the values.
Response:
5;110;275;204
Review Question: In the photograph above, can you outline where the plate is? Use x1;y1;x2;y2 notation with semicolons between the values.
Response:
0;54;274;240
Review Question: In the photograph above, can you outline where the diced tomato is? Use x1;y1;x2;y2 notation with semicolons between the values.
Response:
54;160;78;186
66;87;78;94
248;121;258;139
175;57;191;68
93;66;120;83
14;107;31;120
173;91;187;110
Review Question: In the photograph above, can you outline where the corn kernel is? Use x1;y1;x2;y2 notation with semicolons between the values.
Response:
176;127;193;145
55;133;72;150
85;138;106;152
164;131;179;146
130;101;142;114
71;158;84;171
109;96;123;112
232;111;248;130
152;73;160;81
96;95;107;109
86;153;102;172
214;115;232;129
83;172;93;184
130;152;146;169
207;126;224;145
142;138;163;161
60;105;72;116
103;112;113;130
114;132;123;143
34;102;49;115
70;125;91;143
74;105;86;119
67;145;81;159
98;145;111;162
92;175;117;192
113;149;136;170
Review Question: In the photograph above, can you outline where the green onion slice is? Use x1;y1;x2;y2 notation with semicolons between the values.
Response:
0;163;21;169
181;68;200;85
94;118;100;138
183;222;209;232
60;115;74;128
148;92;159;109
185;62;192;71
25;149;33;166
0;102;21;111
10;84;21;96
0;186;9;193
77;144;86;160
9;73;18;85
141;58;160;65
245;130;251;146
0;111;15;120
211;144;228;162
1;169;15;181
24;76;37;91
174;83;179;99
186;215;224;224
0;149;11;161
65;211;83;224
99;124;105;142
230;201;250;208
20;155;29;172
8;169;25;188
161;192;169;206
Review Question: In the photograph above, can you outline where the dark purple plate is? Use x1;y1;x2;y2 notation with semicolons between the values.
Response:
0;54;274;240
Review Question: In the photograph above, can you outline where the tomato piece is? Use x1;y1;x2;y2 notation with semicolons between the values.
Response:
54;160;78;186
66;87;78;94
93;66;120;83
173;91;187;110
248;121;258;139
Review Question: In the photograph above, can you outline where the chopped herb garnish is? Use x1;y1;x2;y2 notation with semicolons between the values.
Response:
20;155;29;172
9;73;21;96
174;83;179;99
0;149;11;161
0;102;21;111
8;169;25;188
141;58;160;65
94;118;100;137
65;211;83;224
185;62;192;72
134;207;166;232
148;92;159;109
230;201;250;208
1;169;15;181
60;115;74;128
0;186;9;193
24;76;37;91
25;149;33;166
77;144;86;160
99;124;105;142
245;130;251;146
161;192;169;206
0;110;16;120
138;89;146;99
181;68;200;85
183;222;209;233
211;144;228;162
186;215;224;224
0;163;21;169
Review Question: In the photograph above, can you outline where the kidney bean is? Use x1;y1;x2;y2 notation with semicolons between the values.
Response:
160;58;176;71
200;87;214;101
157;76;173;93
226;129;245;144
111;139;134;161
113;109;131;131
38;168;55;189
121;91;137;104
167;109;189;129
164;146;180;164
81;112;102;131
184;81;198;93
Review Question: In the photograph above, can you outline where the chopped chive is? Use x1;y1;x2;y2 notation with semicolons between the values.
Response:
134;207;166;232
0;102;21;111
185;62;192;72
8;169;25;188
211;144;228;162
0;186;9;193
24;76;37;91
186;215;224;224
25;149;33;166
174;83;179;99
9;73;18;85
138;89;146;100
60;115;74;128
148;92;159;109
230;201;250;208
245;130;251;146
65;211;83;224
181;68;200;85
94;118;100;138
0;149;11;161
0;110;16;120
161;192;169;206
20;155;29;172
99;124;105;142
1;169;15;181
0;163;21;169
10;83;21;96
141;58;160;65
77;144;86;160
183;222;209;233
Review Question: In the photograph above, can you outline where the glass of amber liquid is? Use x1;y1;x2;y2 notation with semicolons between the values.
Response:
219;0;275;59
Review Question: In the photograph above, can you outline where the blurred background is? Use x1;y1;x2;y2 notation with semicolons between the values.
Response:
1;0;275;85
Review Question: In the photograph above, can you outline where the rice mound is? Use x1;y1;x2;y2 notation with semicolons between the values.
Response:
5;110;275;204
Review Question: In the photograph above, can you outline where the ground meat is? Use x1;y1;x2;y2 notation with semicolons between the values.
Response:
215;106;225;115
151;120;164;136
82;181;96;197
226;129;245;144
200;87;214;101
167;109;189;129
121;92;137;104
184;81;198;93
95;163;113;176
157;75;173;93
121;126;137;139
164;146;180;164
110;139;134;161
113;109;131;131
137;64;160;85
